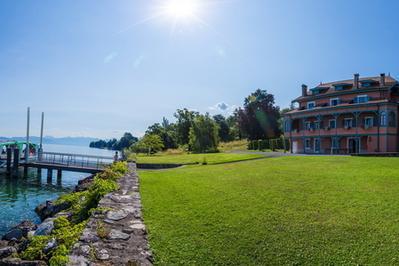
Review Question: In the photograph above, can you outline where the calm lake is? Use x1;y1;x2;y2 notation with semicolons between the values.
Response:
0;144;115;235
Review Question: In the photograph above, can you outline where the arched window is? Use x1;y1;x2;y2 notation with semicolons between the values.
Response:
388;112;396;127
380;111;387;126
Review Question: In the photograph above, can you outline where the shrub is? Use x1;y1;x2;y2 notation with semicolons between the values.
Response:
189;114;219;153
21;236;51;261
109;161;128;175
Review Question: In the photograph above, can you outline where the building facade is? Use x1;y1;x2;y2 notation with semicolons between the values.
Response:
283;74;399;154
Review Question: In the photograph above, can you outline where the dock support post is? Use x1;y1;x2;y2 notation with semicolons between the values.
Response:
23;166;28;177
6;148;12;175
57;170;62;186
13;148;20;176
25;107;30;164
47;169;53;183
37;168;42;177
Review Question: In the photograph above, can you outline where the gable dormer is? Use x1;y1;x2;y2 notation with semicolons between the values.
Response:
333;83;352;91
359;79;378;88
310;86;329;95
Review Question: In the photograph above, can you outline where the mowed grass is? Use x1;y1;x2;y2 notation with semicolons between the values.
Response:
140;156;399;265
136;152;264;165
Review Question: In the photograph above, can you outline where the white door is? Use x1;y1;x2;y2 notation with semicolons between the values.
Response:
292;141;298;153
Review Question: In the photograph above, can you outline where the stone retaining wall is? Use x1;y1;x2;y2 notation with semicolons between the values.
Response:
69;163;153;265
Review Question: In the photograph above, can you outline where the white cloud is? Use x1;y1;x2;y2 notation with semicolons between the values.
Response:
209;102;237;115
104;52;118;64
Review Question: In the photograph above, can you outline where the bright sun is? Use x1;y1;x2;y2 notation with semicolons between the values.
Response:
163;0;199;20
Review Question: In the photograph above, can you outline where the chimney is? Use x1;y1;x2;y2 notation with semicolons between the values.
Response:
302;84;308;97
380;73;386;87
353;73;359;89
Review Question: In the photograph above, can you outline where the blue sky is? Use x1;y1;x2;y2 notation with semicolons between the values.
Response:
1;0;398;138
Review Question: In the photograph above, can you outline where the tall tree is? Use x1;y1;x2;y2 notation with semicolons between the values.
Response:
213;114;231;142
113;132;138;151
146;121;178;150
174;108;198;145
236;89;281;140
189;113;219;153
226;115;241;140
131;134;164;155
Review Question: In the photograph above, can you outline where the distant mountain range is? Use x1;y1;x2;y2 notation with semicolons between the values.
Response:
0;136;99;147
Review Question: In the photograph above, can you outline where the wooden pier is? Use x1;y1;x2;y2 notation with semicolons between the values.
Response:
24;151;114;175
1;109;116;179
1;149;115;178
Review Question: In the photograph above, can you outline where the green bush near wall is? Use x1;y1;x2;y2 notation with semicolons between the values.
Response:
248;137;289;151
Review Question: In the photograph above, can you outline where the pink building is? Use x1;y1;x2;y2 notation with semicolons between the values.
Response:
283;74;399;154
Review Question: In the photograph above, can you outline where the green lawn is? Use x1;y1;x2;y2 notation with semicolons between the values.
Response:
139;156;399;265
136;152;264;165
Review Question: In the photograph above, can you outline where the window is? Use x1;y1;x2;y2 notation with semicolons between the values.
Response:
334;85;344;91
314;121;320;130
380;112;387;126
356;95;369;104
344;118;353;128
329;119;336;129
389;112;396;127
364;117;374;128
361;82;371;88
305;139;311;149
314;138;320;153
307;101;316;109
305;121;312;130
330;98;340;106
332;138;339;149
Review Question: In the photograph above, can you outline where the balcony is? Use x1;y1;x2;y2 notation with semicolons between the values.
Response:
294;97;378;112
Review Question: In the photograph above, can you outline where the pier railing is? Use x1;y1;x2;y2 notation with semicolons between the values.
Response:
35;152;114;170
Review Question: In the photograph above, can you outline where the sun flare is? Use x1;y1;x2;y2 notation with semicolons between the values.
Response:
163;0;199;20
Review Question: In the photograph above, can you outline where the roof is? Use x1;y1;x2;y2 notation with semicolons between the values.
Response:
294;75;398;102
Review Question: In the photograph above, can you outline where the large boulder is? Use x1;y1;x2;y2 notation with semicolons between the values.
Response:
35;201;70;221
12;221;37;238
0;246;16;259
2;229;22;242
34;218;54;236
74;175;94;192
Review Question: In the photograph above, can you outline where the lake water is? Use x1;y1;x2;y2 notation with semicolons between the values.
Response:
0;144;115;235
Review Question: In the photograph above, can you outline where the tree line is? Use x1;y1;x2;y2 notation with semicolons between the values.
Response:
130;89;283;154
89;133;138;151
90;89;284;154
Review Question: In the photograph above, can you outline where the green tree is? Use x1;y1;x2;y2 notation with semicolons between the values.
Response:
174;109;198;145
236;89;281;140
146;118;178;150
113;132;138;151
89;133;138;151
213;114;231;142
226;115;241;140
189;114;219;153
132;134;164;155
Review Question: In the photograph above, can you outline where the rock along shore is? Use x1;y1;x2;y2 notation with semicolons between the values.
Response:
68;163;153;265
0;163;152;266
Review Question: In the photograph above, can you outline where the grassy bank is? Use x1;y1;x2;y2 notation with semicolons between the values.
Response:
140;156;399;265
136;152;264;165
